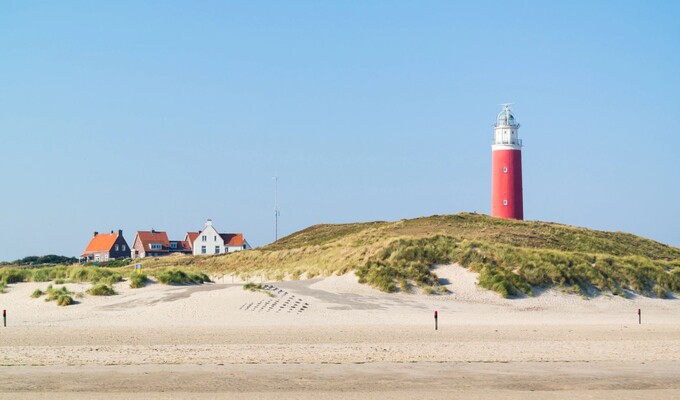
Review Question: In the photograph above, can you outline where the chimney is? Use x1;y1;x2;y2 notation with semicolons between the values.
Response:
94;231;98;237
206;219;213;227
111;230;114;234
118;229;123;236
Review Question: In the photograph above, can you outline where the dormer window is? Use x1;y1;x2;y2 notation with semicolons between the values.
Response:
170;242;177;249
150;244;162;250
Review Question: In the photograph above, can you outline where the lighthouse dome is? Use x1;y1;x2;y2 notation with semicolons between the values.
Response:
496;105;519;127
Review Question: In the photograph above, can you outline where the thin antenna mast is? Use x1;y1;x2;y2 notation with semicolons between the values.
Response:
273;175;280;241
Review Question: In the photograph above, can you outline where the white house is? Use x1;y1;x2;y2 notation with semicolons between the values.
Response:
190;219;251;256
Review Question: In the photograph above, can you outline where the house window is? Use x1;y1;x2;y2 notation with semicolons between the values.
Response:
503;199;508;206
202;235;207;242
115;244;119;251
201;246;206;254
215;246;220;254
122;245;126;251
151;244;162;250
170;242;177;249
214;236;217;241
503;167;508;173
243;245;246;250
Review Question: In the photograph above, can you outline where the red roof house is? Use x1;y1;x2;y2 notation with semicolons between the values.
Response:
81;230;130;262
132;230;192;258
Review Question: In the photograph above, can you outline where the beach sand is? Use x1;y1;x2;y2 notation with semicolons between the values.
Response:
1;264;679;399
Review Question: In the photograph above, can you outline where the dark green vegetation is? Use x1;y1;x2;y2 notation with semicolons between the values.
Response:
1;255;78;266
129;273;148;288
156;269;211;285
135;213;680;298
87;283;116;296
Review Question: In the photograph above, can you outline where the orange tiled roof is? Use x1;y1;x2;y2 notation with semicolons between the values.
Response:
220;233;244;247
84;233;119;253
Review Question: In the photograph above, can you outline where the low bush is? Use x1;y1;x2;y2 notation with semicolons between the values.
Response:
56;294;73;306
31;289;43;298
129;273;148;288
43;286;74;305
87;284;116;296
156;269;210;285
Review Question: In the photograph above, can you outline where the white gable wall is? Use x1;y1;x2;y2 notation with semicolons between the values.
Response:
192;222;226;255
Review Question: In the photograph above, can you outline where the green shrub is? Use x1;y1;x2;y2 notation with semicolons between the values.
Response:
56;294;73;306
0;282;5;294
129;273;148;288
31;289;44;298
54;279;65;284
87;284;115;296
156;269;210;285
44;286;72;303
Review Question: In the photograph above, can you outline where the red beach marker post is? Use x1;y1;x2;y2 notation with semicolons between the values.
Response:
637;308;641;325
434;310;438;331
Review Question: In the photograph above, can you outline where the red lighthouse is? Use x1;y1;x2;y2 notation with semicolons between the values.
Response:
491;104;523;220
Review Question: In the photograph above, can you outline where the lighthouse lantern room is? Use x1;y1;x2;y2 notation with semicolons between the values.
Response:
491;104;524;220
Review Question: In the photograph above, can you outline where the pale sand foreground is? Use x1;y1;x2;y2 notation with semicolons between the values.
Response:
0;264;679;399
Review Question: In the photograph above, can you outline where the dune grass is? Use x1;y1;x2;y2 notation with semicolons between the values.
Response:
156;269;211;285
243;282;274;297
87;283;116;296
32;285;75;306
356;235;680;297
129;273;148;288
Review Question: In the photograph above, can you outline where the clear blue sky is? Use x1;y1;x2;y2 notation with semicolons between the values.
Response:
1;1;679;261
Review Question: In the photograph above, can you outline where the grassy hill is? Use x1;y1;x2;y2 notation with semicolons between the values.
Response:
136;213;680;298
